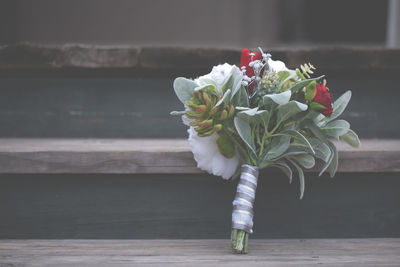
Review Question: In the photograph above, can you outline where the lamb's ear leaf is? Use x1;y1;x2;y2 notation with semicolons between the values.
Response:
327;141;338;178
281;129;315;155
287;159;305;199
232;86;249;107
321;119;350;137
170;111;186;116
264;134;291;160
325;90;352;122
287;75;324;93
230;68;244;99
215;89;231;107
234;116;256;156
272;160;293;183
290;154;315;169
263;90;291;107
277;101;308;123
341;129;361;148
173;77;197;104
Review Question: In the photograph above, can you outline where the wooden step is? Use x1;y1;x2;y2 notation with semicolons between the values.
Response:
0;239;399;266
0;138;398;174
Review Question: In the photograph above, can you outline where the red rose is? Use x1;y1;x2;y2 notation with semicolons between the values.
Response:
240;48;263;95
310;83;333;116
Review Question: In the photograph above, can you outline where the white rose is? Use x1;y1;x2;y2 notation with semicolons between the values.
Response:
267;58;289;72
187;127;239;179
195;63;240;94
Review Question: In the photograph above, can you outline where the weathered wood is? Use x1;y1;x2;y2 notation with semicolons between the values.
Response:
0;77;399;138
1;44;399;76
1;173;399;239
0;239;399;266
0;139;398;174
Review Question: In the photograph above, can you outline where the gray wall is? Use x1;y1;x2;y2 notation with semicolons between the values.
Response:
12;0;280;48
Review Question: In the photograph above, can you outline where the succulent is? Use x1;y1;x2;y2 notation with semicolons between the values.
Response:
185;89;234;138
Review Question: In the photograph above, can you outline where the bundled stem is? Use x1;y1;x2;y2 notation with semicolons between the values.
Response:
231;229;249;254
230;164;259;254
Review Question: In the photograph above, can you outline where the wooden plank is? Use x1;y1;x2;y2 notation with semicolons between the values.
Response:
1;44;399;76
1;172;399;239
1;78;399;138
0;239;399;266
0;139;399;174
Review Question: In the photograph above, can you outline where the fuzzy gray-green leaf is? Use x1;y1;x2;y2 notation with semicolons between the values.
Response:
277;101;308;123
326;90;352;122
234;116;256;156
341;129;361;148
321;119;350;137
173;77;198;104
291;154;315;169
288;159;305;199
263;90;291;107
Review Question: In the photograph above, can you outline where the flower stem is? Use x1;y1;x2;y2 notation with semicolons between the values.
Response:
231;229;249;254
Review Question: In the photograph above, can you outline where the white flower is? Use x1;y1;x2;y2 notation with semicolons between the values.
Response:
195;63;240;94
267;58;289;72
187;127;239;179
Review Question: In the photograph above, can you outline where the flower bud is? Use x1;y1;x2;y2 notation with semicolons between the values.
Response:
228;105;235;117
219;110;228;120
214;124;223;133
196;105;207;114
198;119;213;127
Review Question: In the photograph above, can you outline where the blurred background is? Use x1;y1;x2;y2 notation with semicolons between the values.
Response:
0;0;399;47
0;0;399;240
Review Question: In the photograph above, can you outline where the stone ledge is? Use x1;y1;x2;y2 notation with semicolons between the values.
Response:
1;43;399;75
0;138;398;174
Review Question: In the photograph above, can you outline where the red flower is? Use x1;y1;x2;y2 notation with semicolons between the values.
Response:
311;83;333;116
240;48;263;95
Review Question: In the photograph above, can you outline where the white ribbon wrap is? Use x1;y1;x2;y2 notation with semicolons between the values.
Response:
231;164;259;234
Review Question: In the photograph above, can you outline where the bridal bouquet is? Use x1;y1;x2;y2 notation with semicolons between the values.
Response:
171;48;360;254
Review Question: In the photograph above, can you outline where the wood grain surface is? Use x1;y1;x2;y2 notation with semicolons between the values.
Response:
0;138;398;173
0;239;399;266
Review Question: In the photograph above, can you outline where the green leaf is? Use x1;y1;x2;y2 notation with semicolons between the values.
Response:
195;84;217;94
265;134;291;160
215;89;231;107
318;141;335;176
287;159;305;199
237;107;259;123
326;90;352;122
304;119;328;142
275;146;308;160
234;116;256;156
291;154;315;169
281;129;315;155
255;110;269;124
170;110;186;116
273;160;293;183
277;70;297;90
232;86;249;107
277;101;308;123
310;102;327;111
263;90;291;107
216;132;235;158
173;77;198;104
277;70;291;81
321;119;350;137
341;129;361;148
230;68;244;99
196;77;217;87
305;80;316;101
287;75;324;93
308;138;331;162
327;141;338;177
